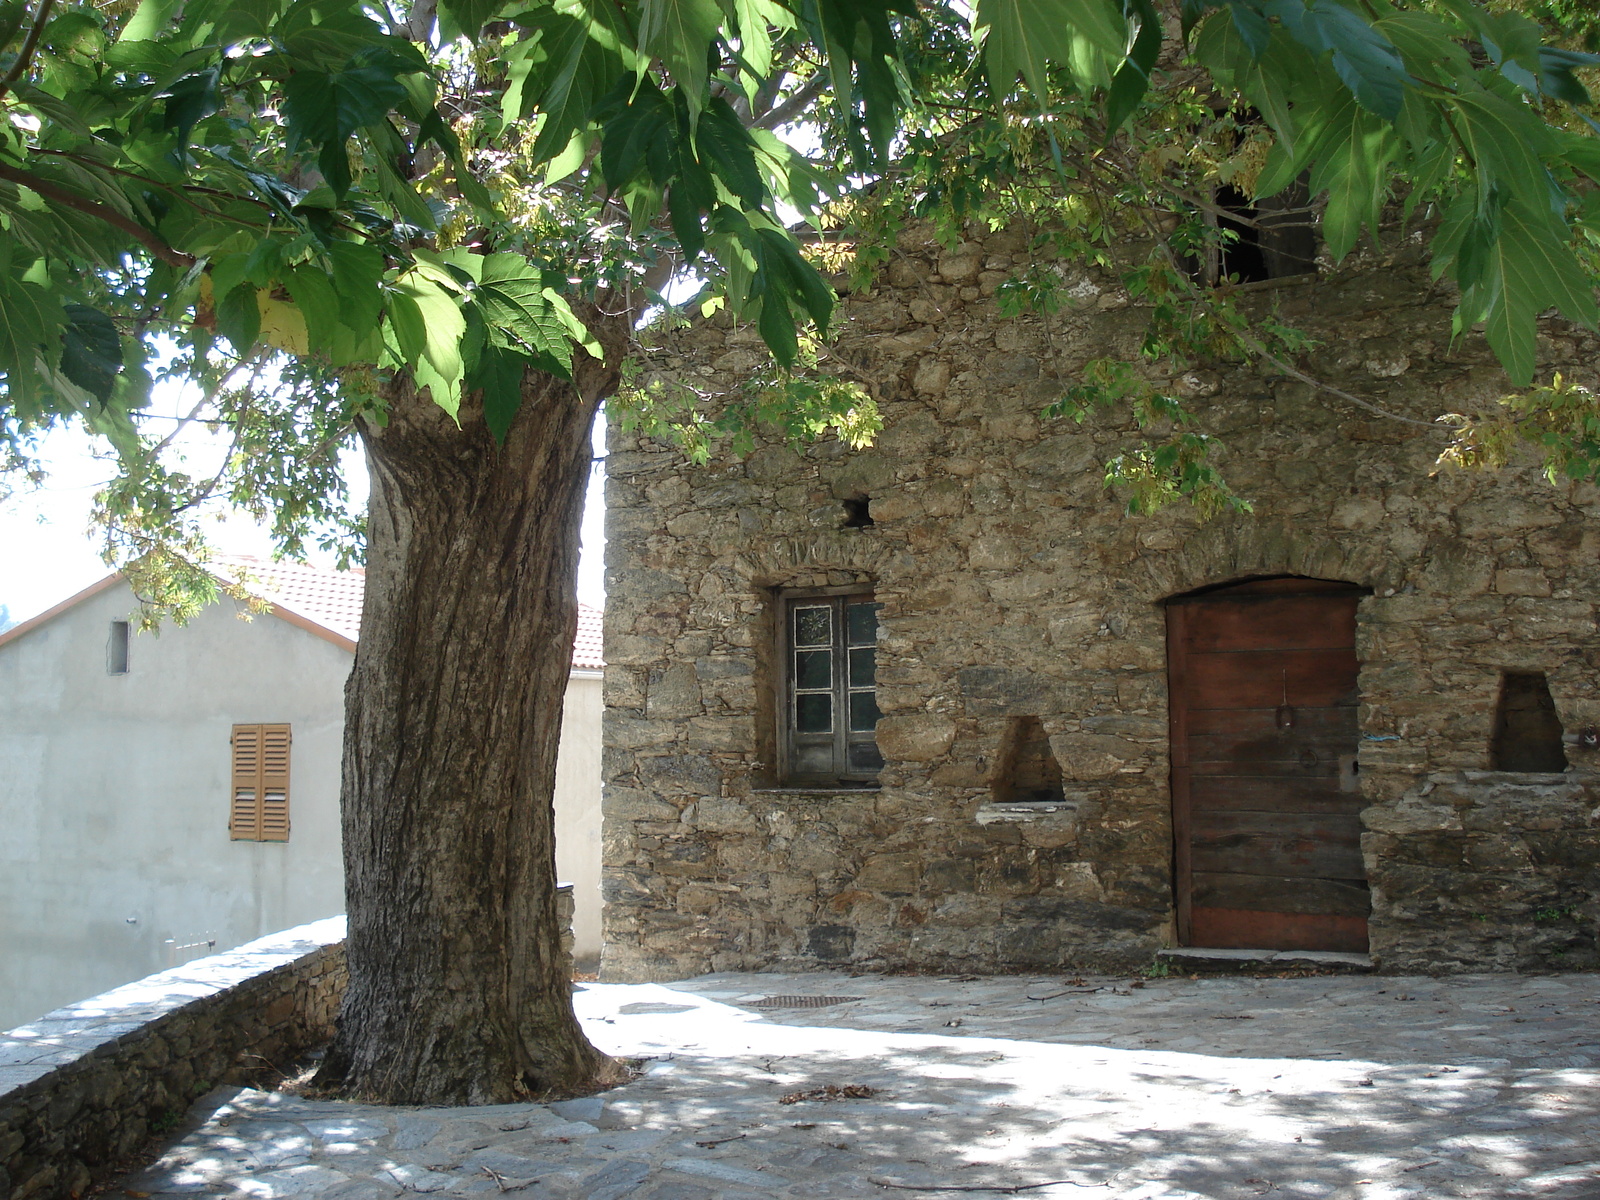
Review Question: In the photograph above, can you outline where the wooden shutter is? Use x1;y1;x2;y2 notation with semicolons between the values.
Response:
231;723;291;841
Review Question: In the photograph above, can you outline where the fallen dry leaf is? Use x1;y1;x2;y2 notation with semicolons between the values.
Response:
779;1084;879;1105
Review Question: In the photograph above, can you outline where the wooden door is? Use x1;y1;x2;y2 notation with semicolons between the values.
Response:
1167;578;1369;952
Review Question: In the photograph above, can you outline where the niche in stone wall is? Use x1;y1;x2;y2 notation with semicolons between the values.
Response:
992;716;1066;805
1491;672;1569;773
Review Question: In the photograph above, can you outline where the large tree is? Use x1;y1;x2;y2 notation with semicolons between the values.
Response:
2;0;1598;1102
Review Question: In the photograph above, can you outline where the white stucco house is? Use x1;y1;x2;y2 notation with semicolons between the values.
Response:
0;558;604;1031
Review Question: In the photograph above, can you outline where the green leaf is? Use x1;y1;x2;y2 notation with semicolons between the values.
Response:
0;259;65;394
438;0;502;41
467;346;531;444
976;0;1126;103
1266;0;1408;121
473;254;575;376
281;48;414;196
637;0;724;114
1105;0;1162;136
215;283;261;354
699;96;766;207
328;240;386;340
1479;205;1599;386
1301;92;1400;260
59;305;123;402
284;265;343;358
117;0;183;43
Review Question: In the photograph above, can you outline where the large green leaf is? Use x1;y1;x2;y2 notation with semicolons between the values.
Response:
1301;92;1400;259
1266;0;1409;121
976;0;1125;102
59;305;123;402
0;257;66;399
1478;205;1599;386
637;0;723;114
281;48;414;196
472;254;576;376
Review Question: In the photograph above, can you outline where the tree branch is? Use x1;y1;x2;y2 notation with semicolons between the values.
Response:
0;0;56;101
0;164;197;269
750;74;830;131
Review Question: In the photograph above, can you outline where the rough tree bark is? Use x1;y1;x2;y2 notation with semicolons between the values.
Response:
317;316;631;1104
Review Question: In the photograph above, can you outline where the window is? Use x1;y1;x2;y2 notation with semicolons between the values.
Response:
780;590;883;785
230;723;291;841
108;620;130;675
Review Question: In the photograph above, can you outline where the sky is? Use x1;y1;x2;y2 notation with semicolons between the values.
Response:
0;405;608;630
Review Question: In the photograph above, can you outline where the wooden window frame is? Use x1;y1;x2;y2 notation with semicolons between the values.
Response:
230;723;291;842
775;586;883;787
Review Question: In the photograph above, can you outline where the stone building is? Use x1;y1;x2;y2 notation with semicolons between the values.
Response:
600;221;1600;980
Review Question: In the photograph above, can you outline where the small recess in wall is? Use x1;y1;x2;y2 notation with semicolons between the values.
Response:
993;716;1066;805
108;620;130;675
1491;671;1568;773
841;497;874;528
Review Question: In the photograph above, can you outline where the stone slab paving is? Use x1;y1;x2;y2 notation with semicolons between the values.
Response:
118;971;1600;1200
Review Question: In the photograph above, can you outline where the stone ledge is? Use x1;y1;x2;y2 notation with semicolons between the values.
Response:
1157;947;1374;974
0;917;349;1200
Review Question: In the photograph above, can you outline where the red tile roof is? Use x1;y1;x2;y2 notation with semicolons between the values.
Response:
213;555;365;645
196;555;605;670
572;602;604;671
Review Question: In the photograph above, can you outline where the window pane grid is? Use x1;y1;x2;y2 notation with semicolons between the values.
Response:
785;593;881;782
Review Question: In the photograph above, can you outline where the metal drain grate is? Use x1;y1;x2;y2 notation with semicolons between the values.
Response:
748;995;865;1009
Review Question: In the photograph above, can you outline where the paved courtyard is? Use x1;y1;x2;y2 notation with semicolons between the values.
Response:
119;970;1600;1199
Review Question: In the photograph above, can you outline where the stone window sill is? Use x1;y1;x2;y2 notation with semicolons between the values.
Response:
975;802;1079;824
750;786;881;797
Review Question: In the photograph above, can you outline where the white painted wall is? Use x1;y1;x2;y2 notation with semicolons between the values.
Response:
553;671;602;971
0;584;605;1029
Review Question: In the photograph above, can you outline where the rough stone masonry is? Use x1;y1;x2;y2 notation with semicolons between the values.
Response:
600;220;1600;981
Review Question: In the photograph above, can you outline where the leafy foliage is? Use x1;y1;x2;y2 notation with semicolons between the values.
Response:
0;0;1598;589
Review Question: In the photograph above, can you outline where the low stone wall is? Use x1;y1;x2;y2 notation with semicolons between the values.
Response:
0;918;348;1200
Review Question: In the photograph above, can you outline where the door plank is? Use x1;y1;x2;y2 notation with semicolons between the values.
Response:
1190;907;1370;952
1192;871;1371;916
1183;600;1357;653
1184;649;1358;709
1190;776;1361;815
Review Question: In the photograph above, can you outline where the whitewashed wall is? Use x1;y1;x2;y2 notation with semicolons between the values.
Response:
0;583;604;1028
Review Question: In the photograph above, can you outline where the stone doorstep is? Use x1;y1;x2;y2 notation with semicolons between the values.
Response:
1155;947;1374;974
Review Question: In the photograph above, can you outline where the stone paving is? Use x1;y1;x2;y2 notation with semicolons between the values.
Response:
118;971;1600;1200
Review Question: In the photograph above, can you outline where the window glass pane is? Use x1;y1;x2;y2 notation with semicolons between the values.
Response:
846;602;881;646
795;743;834;773
849;741;884;771
795;693;832;733
848;690;881;732
795;649;831;690
793;605;832;647
848;646;875;689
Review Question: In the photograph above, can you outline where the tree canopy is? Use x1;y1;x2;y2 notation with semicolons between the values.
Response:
2;0;1599;575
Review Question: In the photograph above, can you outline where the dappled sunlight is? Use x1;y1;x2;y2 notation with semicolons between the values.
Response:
111;973;1600;1199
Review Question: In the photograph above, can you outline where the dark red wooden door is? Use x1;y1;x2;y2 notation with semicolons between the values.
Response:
1167;578;1369;953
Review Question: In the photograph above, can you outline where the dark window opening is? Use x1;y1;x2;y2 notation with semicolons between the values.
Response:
108;620;130;675
841;497;874;528
781;589;882;786
1491;672;1568;773
993;716;1065;805
1194;179;1318;286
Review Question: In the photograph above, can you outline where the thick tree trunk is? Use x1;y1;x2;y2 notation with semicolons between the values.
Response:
317;333;628;1104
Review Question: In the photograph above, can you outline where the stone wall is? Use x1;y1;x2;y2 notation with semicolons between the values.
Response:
601;222;1600;980
0;918;347;1200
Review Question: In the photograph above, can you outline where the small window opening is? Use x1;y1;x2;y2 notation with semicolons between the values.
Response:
1204;182;1318;285
108;620;130;675
841;497;874;528
993;716;1066;805
1491;672;1568;773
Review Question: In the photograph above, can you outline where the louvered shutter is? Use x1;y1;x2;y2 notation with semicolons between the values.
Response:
259;724;291;841
230;723;291;841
